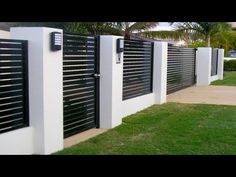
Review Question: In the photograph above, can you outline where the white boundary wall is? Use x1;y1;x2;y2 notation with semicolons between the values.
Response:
100;37;167;127
1;30;225;154
0;27;64;154
122;42;167;118
196;48;224;85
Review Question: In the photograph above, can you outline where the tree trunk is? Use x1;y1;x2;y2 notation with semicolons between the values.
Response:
206;35;211;47
124;31;130;39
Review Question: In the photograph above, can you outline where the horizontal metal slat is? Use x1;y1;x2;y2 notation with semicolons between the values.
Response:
123;81;151;89
64;120;95;137
0;73;23;80
124;76;152;82
0;49;23;54
64;102;94;114
63;77;94;85
123;71;151;77
63;70;94;77
63;51;95;55
63;60;95;65
63;45;95;51
0;95;22;104
64;111;94;124
123;70;151;76
63;90;94;100
63;85;94;96
0;43;22;48
0;56;23;61
0;101;23;111
123;84;151;93
0;67;22;73
64;116;95;129
63;56;95;60
64;107;94;120
64;119;95;133
0;122;25;134
0;61;23;67
64;34;95;41
64;81;94;91
123;89;151;100
0;89;23;98
0;84;23;93
63;73;94;79
64;97;94;109
123;47;151;52
0;107;23;117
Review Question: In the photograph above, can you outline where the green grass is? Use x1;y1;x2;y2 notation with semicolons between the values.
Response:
211;71;236;86
56;103;236;155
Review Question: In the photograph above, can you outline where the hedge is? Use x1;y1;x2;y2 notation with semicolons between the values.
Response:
224;60;236;71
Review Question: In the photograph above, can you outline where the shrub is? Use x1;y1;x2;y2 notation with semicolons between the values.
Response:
224;60;236;71
187;40;206;48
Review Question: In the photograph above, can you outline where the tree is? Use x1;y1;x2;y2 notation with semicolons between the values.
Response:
211;31;236;55
78;22;120;35
7;22;119;35
113;22;159;39
173;22;230;47
8;22;159;38
140;22;230;47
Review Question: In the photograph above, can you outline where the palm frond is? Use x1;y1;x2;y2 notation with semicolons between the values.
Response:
128;22;159;32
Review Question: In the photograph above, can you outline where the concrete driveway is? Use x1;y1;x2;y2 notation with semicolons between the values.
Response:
167;86;236;106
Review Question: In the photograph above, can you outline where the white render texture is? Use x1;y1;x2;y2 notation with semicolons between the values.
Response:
218;49;224;80
196;47;212;86
153;41;167;104
210;75;219;82
99;36;123;128
0;127;34;154
10;27;63;154
122;93;155;118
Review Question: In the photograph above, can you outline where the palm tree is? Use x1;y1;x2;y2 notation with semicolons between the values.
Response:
113;22;159;39
173;22;230;47
139;22;230;47
7;22;119;35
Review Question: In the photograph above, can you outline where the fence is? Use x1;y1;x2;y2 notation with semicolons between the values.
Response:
167;45;196;94
123;39;153;100
0;39;28;134
0;27;225;154
211;48;218;76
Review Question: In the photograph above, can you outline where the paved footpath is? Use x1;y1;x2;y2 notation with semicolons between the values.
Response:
167;86;236;106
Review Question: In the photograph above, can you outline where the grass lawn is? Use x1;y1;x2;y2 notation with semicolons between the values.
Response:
56;103;236;155
211;71;236;86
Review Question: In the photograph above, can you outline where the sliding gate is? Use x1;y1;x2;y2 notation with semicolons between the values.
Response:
63;33;99;138
167;45;196;94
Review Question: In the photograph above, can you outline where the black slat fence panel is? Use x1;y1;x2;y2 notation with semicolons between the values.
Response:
123;39;153;100
63;33;99;138
0;39;29;134
167;45;196;94
211;48;218;76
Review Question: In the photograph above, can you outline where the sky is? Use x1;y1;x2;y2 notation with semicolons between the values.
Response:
150;22;174;31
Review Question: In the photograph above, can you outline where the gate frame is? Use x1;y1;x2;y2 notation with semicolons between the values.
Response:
95;36;100;128
62;32;100;137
